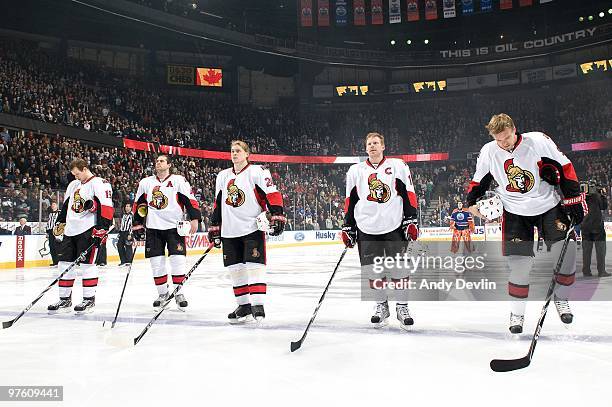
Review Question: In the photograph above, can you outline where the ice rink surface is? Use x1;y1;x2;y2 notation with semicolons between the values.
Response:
0;244;611;406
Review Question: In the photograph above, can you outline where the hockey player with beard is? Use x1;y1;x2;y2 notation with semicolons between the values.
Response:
208;140;285;323
48;158;114;314
132;155;200;310
466;114;587;334
341;132;419;329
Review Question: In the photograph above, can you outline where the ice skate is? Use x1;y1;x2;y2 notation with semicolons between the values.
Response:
74;297;95;314
175;293;188;311
153;293;170;309
371;301;390;328
509;312;524;334
554;296;573;324
396;303;414;330
47;297;72;314
228;304;252;324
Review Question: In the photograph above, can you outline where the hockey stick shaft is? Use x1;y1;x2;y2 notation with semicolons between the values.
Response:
107;242;140;329
290;247;348;352
2;226;114;329
133;243;214;346
490;223;575;372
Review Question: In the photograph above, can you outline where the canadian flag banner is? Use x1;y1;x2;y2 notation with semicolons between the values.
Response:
300;0;313;26
196;68;223;87
318;0;330;26
407;0;419;21
425;0;438;20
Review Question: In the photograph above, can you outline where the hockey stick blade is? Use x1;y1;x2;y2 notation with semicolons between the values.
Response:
290;340;303;353
1;320;15;329
490;356;531;372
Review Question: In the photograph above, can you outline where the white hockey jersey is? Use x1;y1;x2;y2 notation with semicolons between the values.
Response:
344;157;417;235
466;132;581;216
211;164;284;238
133;174;200;230
61;176;114;237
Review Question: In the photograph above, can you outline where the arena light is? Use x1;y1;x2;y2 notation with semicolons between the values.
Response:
406;39;412;45
390;40;396;45
500;34;504;39
588;15;594;21
579;16;584;22
424;39;429;45
609;8;612;14
599;12;605;18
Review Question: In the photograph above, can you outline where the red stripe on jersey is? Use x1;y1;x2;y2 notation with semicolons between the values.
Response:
344;197;350;214
189;198;200;209
467;181;480;193
561;163;578;182
254;188;267;211
154;275;168;285
100;205;114;220
407;191;417;209
59;279;75;287
172;275;186;285
82;278;99;287
266;191;283;206
555;273;575;286
233;285;249;296
508;282;529;298
248;283;267;294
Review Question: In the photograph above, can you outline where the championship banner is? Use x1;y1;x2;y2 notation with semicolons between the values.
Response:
480;0;492;12
354;0;366;25
425;0;438;20
318;0;330;26
16;236;25;268
167;65;194;86
335;0;348;26
461;0;473;14
443;0;456;18
300;0;313;26
500;0;513;10
519;0;533;6
195;68;222;87
389;0;402;23
407;0;419;21
371;0;384;24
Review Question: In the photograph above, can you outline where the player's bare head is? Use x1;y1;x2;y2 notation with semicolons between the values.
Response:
457;201;463;209
365;133;385;159
69;158;91;181
486;114;517;151
230;140;250;164
155;155;172;173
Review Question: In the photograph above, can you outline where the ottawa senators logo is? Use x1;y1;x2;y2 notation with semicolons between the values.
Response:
366;173;391;203
504;159;535;194
71;189;86;213
149;186;169;210
226;179;245;207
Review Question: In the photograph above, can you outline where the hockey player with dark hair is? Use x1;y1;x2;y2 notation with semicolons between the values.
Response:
208;140;286;323
132;154;201;311
450;201;475;254
341;132;419;329
466;113;587;334
48;158;114;314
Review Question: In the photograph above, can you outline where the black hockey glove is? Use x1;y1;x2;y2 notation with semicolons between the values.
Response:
539;163;560;186
562;193;588;225
132;226;146;241
208;225;221;248
341;224;357;248
401;216;419;241
269;215;286;236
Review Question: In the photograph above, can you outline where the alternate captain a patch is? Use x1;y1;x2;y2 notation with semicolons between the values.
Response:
504;158;535;194
225;179;245;207
366;173;391;203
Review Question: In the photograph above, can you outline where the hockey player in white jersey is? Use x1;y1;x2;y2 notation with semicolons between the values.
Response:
208;140;285;323
132;155;201;310
466;114;587;334
48;158;114;314
341;132;419;329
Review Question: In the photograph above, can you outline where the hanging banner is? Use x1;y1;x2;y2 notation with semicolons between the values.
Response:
354;0;366;25
371;0;384;24
480;0;492;12
425;0;438;20
318;0;330;26
461;0;473;14
407;0;420;21
443;0;456;18
552;64;577;80
540;0;553;3
500;0;513;10
300;0;313;26
498;71;520;86
519;0;533;6
335;0;348;26
389;0;402;23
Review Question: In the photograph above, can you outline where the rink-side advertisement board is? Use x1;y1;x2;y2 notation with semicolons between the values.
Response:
1;225;611;269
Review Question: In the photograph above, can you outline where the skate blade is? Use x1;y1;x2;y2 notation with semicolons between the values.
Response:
399;320;414;331
229;315;252;325
47;308;72;315
74;308;95;315
372;318;389;329
254;316;265;326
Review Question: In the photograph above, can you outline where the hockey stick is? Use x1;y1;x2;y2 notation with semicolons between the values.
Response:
102;242;140;329
118;243;214;347
290;247;348;352
1;226;114;329
490;223;575;372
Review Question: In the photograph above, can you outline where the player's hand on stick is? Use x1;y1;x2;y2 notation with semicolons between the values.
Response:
53;222;65;242
562;193;588;225
91;228;108;247
208;225;221;248
341;224;357;248
401;216;419;241
132;225;146;241
269;215;286;236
